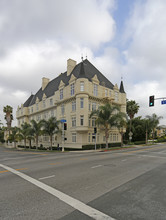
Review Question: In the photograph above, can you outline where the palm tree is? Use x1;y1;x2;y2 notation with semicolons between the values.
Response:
31;120;43;149
3;105;13;129
146;113;163;142
90;103;123;149
116;114;127;147
19;122;32;148
41;117;60;150
8;126;19;148
126;100;139;140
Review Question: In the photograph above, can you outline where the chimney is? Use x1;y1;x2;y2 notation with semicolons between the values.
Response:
67;58;77;76
42;77;50;90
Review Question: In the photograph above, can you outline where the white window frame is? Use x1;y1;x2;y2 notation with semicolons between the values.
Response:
72;133;76;142
60;89;63;100
72;101;76;112
71;83;75;96
93;84;98;96
72;117;76;127
61;104;65;115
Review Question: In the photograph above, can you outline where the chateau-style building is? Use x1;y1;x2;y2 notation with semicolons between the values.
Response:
16;58;126;148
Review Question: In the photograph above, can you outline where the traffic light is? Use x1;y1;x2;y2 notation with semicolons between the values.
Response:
64;123;67;130
94;127;97;134
149;95;154;107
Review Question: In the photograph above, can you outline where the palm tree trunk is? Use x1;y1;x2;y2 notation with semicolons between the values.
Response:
105;128;109;149
121;132;123;147
36;136;38;149
145;128;148;144
24;138;26;148
50;135;53;150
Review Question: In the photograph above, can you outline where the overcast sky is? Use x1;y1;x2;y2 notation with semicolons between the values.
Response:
0;0;166;126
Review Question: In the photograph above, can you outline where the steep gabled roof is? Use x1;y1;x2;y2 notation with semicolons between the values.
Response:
24;59;117;107
23;94;34;107
119;80;125;93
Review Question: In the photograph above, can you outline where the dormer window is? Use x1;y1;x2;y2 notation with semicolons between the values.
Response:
71;83;75;96
50;98;53;106
43;100;46;108
36;103;39;111
60;89;63;100
115;92;119;102
93;84;98;96
105;89;108;97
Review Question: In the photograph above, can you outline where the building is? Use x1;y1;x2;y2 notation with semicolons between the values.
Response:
16;58;126;148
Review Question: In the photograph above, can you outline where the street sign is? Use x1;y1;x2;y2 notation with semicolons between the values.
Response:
129;132;133;136
161;100;166;105
61;119;66;123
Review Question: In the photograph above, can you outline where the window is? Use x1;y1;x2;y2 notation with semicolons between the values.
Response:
115;92;119;102
43;113;47;120
60;89;63;100
88;133;91;142
36;103;39;111
72;133;76;142
80;81;84;91
105;89;108;97
31;107;33;113
80;98;84;108
109;90;111;97
72;117;76;127
50;98;53;106
93;84;98;96
103;136;106;142
72;101;76;112
71;83;75;96
80;115;84;126
92;134;95;142
92;102;96;111
61;104;65;115
92;117;96;127
43;100;46;108
97;133;99;142
51;110;54;117
110;133;113;141
89;119;91;127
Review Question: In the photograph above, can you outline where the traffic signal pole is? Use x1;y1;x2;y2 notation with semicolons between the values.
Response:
149;95;166;107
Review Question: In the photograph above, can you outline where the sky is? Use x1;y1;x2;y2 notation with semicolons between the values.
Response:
0;0;166;126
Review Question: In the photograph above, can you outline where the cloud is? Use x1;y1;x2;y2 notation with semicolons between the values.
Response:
0;0;116;126
122;0;166;124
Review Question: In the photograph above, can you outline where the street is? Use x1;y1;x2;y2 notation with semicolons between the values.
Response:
0;144;166;220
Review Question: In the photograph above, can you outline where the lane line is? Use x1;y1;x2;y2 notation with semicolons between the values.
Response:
121;159;127;162
39;175;55;180
49;162;62;165
0;168;27;174
0;164;115;220
91;165;102;169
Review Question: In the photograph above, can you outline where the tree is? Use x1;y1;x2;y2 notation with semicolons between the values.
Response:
41;117;60;150
146;113;163;142
3;105;13;129
90;102;123;149
126;100;139;141
31;120;43;149
8;127;19;148
19;122;32;148
116;114;127;147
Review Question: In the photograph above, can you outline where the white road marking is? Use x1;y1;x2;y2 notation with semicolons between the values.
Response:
121;159;127;162
39;175;55;180
91;165;102;169
0;164;115;220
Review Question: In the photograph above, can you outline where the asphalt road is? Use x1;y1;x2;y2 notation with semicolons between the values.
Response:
0;144;166;220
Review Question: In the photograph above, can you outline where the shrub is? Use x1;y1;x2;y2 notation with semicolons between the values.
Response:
134;141;146;145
